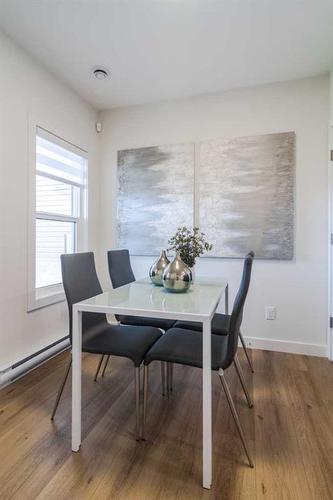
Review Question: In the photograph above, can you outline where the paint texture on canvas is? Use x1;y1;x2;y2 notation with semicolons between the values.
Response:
199;132;295;259
117;143;194;255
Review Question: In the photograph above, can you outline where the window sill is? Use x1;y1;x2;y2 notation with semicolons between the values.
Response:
27;284;66;312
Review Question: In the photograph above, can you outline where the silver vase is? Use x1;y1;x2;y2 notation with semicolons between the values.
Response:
149;250;170;286
162;252;192;293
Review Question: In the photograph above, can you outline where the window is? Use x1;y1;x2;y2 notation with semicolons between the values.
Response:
28;126;87;310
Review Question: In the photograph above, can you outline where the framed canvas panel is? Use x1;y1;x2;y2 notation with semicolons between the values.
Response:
199;132;295;259
117;143;194;255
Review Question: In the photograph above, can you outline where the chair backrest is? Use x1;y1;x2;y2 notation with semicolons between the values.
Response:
225;252;254;367
61;252;107;343
107;249;135;289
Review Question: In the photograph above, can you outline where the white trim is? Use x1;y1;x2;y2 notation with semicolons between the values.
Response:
328;124;333;360
243;336;327;357
27;116;88;312
37;125;88;157
27;284;65;312
27;116;38;310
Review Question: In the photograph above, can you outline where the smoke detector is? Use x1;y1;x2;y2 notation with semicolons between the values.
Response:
93;67;109;80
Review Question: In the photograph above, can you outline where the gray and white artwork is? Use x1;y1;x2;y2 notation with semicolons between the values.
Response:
117;143;194;255
199;132;295;259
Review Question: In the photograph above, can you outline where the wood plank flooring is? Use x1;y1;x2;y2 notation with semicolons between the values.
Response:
0;348;332;499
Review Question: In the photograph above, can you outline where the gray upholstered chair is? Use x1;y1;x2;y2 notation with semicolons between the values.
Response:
173;251;255;373
51;252;162;440
104;249;175;391
107;249;175;330
142;254;255;467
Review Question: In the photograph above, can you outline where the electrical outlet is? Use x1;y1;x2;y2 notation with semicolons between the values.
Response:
265;306;276;320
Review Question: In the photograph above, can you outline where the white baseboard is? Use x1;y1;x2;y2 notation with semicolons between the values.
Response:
0;338;70;389
243;336;328;358
329;329;333;361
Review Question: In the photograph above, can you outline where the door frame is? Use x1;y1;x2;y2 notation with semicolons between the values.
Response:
328;125;333;361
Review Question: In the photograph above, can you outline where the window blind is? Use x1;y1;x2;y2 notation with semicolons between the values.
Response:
36;127;86;187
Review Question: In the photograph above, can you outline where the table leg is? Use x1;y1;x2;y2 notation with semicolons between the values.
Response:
72;307;82;452
225;284;229;315
202;318;212;489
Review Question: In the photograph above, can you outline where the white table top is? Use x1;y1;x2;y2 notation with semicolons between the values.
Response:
74;277;227;322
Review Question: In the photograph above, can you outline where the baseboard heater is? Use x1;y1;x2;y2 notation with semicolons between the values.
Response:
0;336;70;389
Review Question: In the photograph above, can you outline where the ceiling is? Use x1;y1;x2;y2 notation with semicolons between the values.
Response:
1;0;333;110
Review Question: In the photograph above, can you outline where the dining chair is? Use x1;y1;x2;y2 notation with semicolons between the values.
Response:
105;249;175;391
51;252;162;440
173;251;255;374
142;254;255;467
168;252;254;405
107;249;175;330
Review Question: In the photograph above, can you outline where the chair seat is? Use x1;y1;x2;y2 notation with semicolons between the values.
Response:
118;315;175;331
83;323;162;367
174;313;230;335
144;327;229;371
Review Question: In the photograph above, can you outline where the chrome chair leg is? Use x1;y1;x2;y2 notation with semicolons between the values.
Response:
160;361;166;396
51;357;72;420
134;366;141;441
239;330;254;373
218;369;254;468
166;362;173;394
166;362;170;395
234;355;253;408
170;363;173;392
94;354;105;381
102;355;110;377
142;364;149;440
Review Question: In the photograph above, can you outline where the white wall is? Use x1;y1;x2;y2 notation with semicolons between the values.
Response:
0;31;100;369
99;76;329;356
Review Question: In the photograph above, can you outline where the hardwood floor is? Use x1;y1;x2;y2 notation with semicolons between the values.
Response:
0;348;332;499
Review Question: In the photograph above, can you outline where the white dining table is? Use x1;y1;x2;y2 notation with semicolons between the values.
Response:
71;277;228;489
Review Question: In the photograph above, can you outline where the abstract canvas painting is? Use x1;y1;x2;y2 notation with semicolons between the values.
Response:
199;132;295;259
117;143;194;255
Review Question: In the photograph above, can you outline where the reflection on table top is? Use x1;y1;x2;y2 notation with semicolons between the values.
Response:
74;277;227;321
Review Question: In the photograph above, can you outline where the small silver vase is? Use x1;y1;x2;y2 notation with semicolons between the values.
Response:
162;252;192;293
149;250;170;286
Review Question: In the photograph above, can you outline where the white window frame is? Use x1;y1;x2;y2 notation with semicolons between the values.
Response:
27;119;88;311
